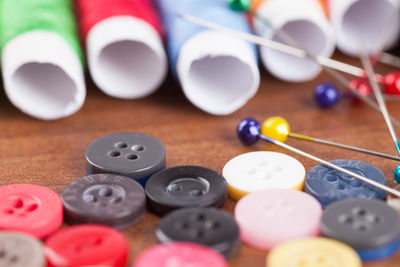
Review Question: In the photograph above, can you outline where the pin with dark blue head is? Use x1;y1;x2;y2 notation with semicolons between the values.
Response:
237;118;400;198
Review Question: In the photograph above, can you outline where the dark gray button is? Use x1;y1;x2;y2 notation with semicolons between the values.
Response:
61;174;146;229
145;166;228;216
85;132;166;185
321;198;400;248
156;207;240;259
0;232;44;267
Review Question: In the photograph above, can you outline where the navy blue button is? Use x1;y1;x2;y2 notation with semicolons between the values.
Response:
305;159;386;207
85;132;166;186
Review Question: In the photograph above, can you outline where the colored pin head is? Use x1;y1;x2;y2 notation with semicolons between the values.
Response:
348;79;371;104
237;118;261;145
258;116;400;162
229;0;251;11
394;165;400;184
314;83;341;108
261;117;290;143
236;117;400;198
383;72;400;95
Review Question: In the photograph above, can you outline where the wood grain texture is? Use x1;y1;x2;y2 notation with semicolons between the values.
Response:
0;53;399;266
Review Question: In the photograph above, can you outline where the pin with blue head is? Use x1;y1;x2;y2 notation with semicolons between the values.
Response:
237;117;261;145
237;117;277;146
314;82;341;108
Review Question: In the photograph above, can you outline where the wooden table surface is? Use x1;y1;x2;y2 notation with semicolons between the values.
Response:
1;53;400;266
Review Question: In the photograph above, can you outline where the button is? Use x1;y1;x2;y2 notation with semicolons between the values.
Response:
222;151;305;200
322;198;400;261
386;184;400;213
44;225;128;267
356;238;400;261
132;242;228;267
145;166;227;216
235;189;322;250
61;174;146;229
0;232;45;267
267;237;362;267
155;207;240;259
85;132;166;186
305;159;386;207
0;184;63;238
321;198;400;260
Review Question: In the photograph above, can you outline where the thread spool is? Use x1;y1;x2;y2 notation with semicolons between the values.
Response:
157;0;260;115
0;0;85;120
252;0;335;82
329;0;400;56
76;0;167;99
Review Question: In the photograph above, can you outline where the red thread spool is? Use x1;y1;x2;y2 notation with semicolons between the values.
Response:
76;0;163;41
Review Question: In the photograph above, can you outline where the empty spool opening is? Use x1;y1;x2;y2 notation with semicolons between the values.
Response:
10;63;77;118
341;0;397;52
96;40;165;98
262;20;328;81
186;56;254;113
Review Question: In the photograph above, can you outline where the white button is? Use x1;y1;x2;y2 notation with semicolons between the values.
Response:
222;151;305;198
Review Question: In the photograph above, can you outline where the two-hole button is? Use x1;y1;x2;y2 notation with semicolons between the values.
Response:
145;165;227;216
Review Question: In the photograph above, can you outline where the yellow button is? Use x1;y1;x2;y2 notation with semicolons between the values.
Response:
267;237;362;267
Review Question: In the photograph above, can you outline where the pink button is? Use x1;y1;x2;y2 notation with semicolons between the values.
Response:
0;184;63;238
133;242;228;267
234;189;322;250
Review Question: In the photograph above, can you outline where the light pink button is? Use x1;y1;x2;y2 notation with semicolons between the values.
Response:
234;189;322;250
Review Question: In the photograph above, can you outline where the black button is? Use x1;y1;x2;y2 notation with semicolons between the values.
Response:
85;132;166;186
155;207;240;259
61;174;146;229
145;165;228;216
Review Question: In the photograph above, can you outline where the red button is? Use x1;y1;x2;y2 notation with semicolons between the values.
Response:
45;225;128;267
133;242;228;267
0;184;63;238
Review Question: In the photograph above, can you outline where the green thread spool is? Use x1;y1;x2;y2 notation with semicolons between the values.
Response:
0;0;83;62
0;0;86;120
